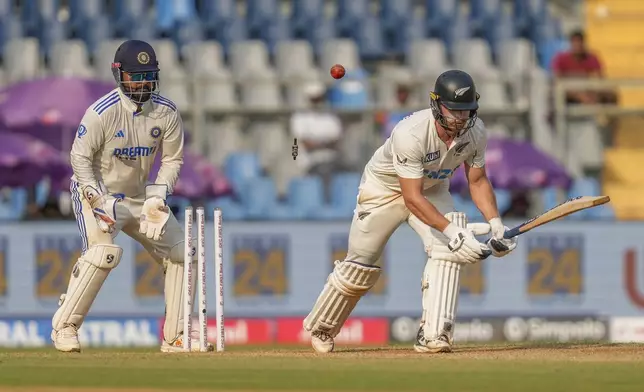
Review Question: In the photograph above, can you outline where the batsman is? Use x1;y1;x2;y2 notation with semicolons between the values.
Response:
51;39;212;353
304;70;519;353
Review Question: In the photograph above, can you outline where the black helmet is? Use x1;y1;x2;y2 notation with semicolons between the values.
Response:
111;40;160;104
429;70;480;136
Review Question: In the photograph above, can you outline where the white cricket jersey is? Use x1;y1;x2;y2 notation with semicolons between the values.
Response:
69;88;184;199
365;108;487;194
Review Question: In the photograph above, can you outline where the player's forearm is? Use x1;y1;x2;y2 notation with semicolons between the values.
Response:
155;161;181;194
70;153;98;189
405;196;451;232
469;178;500;221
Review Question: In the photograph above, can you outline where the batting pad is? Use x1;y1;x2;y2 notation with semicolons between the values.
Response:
420;212;467;343
52;244;123;331
163;257;197;343
303;260;381;337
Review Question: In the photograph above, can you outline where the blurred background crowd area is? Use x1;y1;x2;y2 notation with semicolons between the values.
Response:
0;0;639;222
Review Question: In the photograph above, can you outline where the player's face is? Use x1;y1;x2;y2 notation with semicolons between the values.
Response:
122;71;156;103
439;105;471;136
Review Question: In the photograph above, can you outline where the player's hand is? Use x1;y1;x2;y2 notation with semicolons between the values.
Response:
486;217;518;258
139;185;170;241
434;213;492;264
82;185;122;234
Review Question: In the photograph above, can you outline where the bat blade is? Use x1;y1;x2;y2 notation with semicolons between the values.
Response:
503;195;610;239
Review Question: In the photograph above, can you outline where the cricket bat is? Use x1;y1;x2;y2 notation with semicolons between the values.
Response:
503;195;610;239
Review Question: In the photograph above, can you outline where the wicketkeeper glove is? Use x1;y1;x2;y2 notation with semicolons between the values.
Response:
82;185;122;234
139;184;170;241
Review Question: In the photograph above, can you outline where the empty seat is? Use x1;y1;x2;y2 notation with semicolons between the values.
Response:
288;176;324;216
500;39;535;76
3;38;41;82
199;78;237;111
240;79;283;110
275;40;319;81
50;40;94;78
82;16;113;57
291;0;324;37
355;17;386;60
224;152;262;195
171;19;205;51
229;40;275;80
477;79;509;110
0;18;23;58
127;16;157;43
114;0;149;35
183;41;227;73
330;172;361;214
0;0;11;18
246;0;279;34
453;39;494;73
320;39;361;71
407;39;450;78
336;0;369;36
150;39;184;77
94;40;124;81
39;20;68;60
161;82;190;111
240;176;278;220
248;121;288;168
207;120;244;167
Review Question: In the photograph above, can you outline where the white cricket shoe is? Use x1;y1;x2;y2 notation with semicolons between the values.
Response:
51;324;81;353
160;333;215;353
311;330;335;353
413;326;452;353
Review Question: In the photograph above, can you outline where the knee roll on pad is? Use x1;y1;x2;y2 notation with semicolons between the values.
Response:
303;260;381;337
52;244;123;331
420;212;466;344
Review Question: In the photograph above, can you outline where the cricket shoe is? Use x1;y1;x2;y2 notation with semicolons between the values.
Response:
311;330;335;353
413;326;452;353
160;333;215;353
51;324;81;353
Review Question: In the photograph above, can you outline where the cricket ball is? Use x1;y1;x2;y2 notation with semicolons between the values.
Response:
330;64;346;79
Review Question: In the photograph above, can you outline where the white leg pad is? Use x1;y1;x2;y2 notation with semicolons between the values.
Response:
52;244;122;331
420;212;468;343
162;242;197;343
303;260;381;337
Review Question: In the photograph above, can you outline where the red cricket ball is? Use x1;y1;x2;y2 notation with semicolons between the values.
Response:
330;64;346;79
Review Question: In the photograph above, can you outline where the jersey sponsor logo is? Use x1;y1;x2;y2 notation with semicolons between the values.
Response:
422;151;440;163
113;145;157;159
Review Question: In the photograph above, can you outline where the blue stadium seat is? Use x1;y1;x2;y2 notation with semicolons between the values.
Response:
224;152;262;196
514;0;548;38
114;0;148;37
381;0;412;55
68;0;103;36
495;189;512;214
0;0;11;18
35;179;51;208
21;0;39;36
291;0;324;38
469;0;502;41
308;19;336;57
172;19;205;51
207;197;246;221
167;196;191;221
0;188;28;221
330;172;361;215
288;176;325;217
260;15;291;55
241;177;278;220
443;13;471;59
399;15;426;56
82;16;113;56
127;16;157;43
328;68;370;109
155;0;196;34
39;20;68;59
336;0;369;38
427;0;458;37
355;17;386;59
200;0;247;54
541;186;560;211
38;0;60;22
0;18;23;55
486;9;516;61
246;0;279;36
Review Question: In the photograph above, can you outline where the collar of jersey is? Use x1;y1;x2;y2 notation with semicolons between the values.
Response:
116;88;153;114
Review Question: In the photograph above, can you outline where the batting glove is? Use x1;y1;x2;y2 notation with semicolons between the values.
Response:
487;217;518;258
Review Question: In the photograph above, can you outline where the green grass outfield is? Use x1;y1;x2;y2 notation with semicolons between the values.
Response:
1;343;643;392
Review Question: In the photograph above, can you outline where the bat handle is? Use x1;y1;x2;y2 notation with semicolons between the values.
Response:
504;227;521;239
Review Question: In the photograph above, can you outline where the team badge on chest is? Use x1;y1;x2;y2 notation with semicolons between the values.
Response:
150;127;162;139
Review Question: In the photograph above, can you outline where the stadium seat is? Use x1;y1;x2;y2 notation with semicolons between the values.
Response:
541;186;562;211
69;0;103;36
514;0;548;38
321;39;361;71
155;0;196;34
240;79;283;110
288;176;325;217
35;179;51;208
477;78;510;110
207;197;246;221
171;20;205;52
291;0;324;38
20;0;40;37
82;16;113;57
0;18;23;59
230;40;275;81
336;0;369;38
240;176;278;220
330;172;361;215
407;39;450;79
260;14;292;55
246;0;279;37
248;121;288;169
355;17;386;60
3;38;41;82
275;40;319;82
207;120;244;167
469;0;502;39
427;0;459;36
328;68;371;109
453;39;494;73
380;0;413;55
224;152;262;196
0;188;28;221
50;40;94;78
127;16;157;43
308;19;337;57
39;20;68;60
94;40;124;81
495;189;512;214
114;0;149;36
0;0;11;18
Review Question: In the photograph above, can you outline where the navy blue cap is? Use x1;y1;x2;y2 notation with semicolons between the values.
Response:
112;40;159;73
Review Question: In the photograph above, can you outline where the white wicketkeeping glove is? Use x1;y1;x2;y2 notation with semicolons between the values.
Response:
82;185;122;234
486;217;518;258
139;185;170;241
432;212;492;264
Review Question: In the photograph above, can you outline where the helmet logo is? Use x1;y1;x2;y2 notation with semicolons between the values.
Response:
454;87;470;98
137;52;150;65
